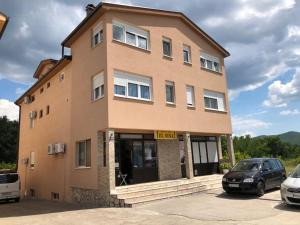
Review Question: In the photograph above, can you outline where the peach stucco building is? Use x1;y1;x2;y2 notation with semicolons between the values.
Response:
16;2;235;206
0;11;8;39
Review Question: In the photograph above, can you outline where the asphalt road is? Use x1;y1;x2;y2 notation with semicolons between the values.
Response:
0;189;299;225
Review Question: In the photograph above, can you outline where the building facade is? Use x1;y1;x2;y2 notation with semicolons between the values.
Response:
0;11;9;39
16;3;235;206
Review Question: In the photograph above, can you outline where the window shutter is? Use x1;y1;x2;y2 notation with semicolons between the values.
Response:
186;86;194;105
93;73;104;89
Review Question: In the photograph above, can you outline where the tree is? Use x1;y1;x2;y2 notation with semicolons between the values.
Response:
0;116;19;163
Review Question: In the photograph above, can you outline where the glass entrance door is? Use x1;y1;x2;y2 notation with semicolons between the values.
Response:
191;136;219;176
115;134;158;186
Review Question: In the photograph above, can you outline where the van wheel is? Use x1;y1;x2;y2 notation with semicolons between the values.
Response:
14;198;20;203
256;182;265;197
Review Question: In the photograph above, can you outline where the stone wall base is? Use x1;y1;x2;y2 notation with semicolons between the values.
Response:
71;187;127;207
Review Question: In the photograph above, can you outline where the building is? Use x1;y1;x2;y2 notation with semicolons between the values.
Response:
0;11;9;39
16;2;235;206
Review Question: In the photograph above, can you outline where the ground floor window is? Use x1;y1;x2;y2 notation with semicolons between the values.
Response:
76;139;91;168
115;133;158;185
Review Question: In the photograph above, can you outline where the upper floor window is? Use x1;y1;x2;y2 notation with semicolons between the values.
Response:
40;87;44;94
46;105;50;115
204;90;225;112
92;72;104;101
163;37;172;57
47;82;50;88
186;85;195;107
92;23;103;47
114;71;152;101
39;109;43;118
165;81;175;104
76;139;91;168
112;21;149;50
200;53;221;73
183;45;191;63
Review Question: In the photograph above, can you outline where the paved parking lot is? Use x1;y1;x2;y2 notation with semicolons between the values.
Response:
0;189;299;225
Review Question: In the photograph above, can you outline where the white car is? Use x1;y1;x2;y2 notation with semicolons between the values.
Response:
0;172;20;202
281;164;300;206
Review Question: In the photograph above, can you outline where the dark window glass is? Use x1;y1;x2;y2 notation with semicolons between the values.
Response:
262;161;272;170
46;105;50;115
200;58;206;67
183;50;189;62
0;174;18;184
94;32;99;45
94;87;100;99
128;83;138;97
144;141;157;168
163;40;171;56
114;85;126;96
138;36;147;49
126;32;136;45
204;97;218;109
166;84;174;103
214;62;220;72
40;88;44;93
132;142;143;168
232;161;260;172
113;25;124;41
39;110;43;118
140;85;150;99
207;60;213;69
47;82;50;88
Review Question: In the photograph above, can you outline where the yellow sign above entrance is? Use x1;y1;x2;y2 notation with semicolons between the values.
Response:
155;131;177;140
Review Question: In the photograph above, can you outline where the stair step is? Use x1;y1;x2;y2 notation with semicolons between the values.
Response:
115;175;222;194
116;183;207;199
125;185;208;206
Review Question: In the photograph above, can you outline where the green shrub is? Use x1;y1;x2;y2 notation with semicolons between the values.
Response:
220;162;232;170
0;162;16;170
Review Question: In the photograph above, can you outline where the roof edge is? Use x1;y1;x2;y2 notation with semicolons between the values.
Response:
0;11;9;40
15;56;72;105
61;2;229;57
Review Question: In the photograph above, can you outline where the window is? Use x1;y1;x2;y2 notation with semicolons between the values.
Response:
76;139;91;168
92;72;104;101
183;45;191;63
163;37;172;57
113;24;125;42
39;109;43;118
114;71;152;101
59;73;64;81
40;87;44;94
30;151;35;168
204;90;226;111
200;52;221;73
46;105;50;115
112;21;149;50
166;81;175;104
47;82;50;88
31;95;35;102
186;85;195;107
92;23;103;47
51;192;60;200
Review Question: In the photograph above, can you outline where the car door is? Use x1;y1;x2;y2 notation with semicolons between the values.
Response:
261;160;274;190
270;159;282;187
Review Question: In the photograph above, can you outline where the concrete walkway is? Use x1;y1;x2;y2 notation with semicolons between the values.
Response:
0;189;299;225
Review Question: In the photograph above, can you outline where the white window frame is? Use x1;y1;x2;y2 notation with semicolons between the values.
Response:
162;37;172;57
204;90;226;112
186;85;195;107
112;20;150;50
76;139;91;168
200;52;222;73
183;45;191;63
30;151;35;168
165;81;175;104
114;71;152;101
92;72;104;101
92;23;104;47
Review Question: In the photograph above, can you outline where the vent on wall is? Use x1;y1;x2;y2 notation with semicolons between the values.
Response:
51;192;59;200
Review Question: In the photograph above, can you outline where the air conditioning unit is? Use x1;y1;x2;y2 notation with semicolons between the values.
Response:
24;96;31;104
48;144;55;155
54;143;65;154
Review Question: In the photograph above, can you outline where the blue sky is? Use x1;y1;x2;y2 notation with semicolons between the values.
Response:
0;0;300;136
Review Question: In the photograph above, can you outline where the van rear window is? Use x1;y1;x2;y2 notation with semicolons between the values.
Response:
0;174;18;184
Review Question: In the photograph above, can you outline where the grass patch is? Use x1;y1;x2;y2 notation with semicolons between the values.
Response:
281;157;300;174
0;163;16;170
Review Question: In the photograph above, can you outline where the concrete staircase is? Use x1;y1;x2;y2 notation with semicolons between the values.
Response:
111;174;223;207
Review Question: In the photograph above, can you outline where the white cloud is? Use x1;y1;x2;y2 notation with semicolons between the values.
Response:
280;109;300;115
263;68;300;107
0;99;19;121
232;115;271;137
16;88;26;95
288;25;300;38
